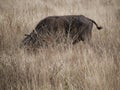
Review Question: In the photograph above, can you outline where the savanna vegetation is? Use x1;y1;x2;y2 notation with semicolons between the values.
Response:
0;0;120;90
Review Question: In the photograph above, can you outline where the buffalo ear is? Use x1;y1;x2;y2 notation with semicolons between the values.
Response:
25;34;30;36
33;29;37;34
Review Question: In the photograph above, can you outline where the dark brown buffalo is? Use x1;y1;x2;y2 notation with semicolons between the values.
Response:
22;15;102;47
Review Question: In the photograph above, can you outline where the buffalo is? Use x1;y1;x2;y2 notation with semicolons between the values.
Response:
22;15;102;48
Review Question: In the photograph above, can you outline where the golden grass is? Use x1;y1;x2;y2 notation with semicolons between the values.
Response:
0;0;120;90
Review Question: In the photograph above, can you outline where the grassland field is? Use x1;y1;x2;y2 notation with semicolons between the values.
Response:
0;0;120;90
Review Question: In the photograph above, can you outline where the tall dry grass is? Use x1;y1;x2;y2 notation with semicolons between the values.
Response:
0;0;120;90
